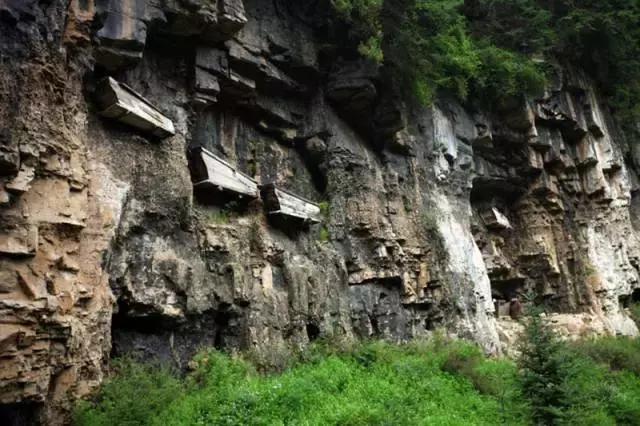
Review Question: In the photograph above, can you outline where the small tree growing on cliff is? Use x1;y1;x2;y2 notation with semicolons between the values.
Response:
517;303;570;425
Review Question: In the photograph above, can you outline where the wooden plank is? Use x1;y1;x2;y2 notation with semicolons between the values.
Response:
261;184;321;223
95;77;175;138
192;147;259;198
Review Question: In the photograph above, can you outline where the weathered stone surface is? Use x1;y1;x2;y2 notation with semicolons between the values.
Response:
326;60;378;117
5;164;35;194
0;222;38;257
2;1;640;424
0;130;19;176
94;0;148;70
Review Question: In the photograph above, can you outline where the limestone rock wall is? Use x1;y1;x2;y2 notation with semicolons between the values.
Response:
0;0;639;424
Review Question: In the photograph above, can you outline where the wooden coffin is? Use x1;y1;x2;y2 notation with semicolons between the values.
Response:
95;77;175;138
480;207;512;230
190;146;259;198
260;183;321;223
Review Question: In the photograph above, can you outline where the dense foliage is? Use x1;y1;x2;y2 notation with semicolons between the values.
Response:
75;332;640;426
389;0;546;105
553;0;640;124
331;0;640;122
517;309;570;424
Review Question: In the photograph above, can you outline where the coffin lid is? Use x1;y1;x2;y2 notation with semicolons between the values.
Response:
96;77;175;138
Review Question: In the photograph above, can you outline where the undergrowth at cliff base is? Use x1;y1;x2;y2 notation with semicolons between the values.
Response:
75;335;640;426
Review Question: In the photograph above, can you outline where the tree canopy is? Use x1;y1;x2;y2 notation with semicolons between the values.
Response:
331;0;640;124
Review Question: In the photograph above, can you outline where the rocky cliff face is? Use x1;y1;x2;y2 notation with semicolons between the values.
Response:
1;0;639;424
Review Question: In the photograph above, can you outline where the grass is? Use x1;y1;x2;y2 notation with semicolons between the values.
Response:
207;210;230;225
569;336;640;377
73;359;182;426
630;302;640;327
318;226;330;243
317;201;331;243
75;336;640;426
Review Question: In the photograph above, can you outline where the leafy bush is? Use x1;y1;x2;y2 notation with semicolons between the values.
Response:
333;0;547;106
516;310;640;425
569;336;640;377
75;336;640;426
318;226;330;243
517;311;571;425
464;0;556;54
331;0;384;62
465;0;640;123
554;0;640;125
630;303;640;327
73;359;183;426
555;347;640;425
332;0;640;124
76;340;519;425
207;209;230;224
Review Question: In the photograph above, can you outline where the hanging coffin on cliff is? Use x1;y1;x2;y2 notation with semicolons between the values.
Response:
260;183;321;223
189;146;259;199
95;77;175;138
480;207;512;230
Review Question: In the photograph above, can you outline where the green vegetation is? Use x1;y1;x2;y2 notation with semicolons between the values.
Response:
317;201;331;243
332;0;384;62
631;303;640;327
318;226;330;243
331;0;640;122
394;0;546;105
318;201;331;220
207;209;230;224
551;0;640;124
517;308;569;425
561;338;640;425
74;359;182;426
332;0;546;105
75;329;640;426
570;336;640;377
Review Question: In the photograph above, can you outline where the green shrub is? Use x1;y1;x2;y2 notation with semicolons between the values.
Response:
464;0;556;55
332;0;640;124
517;311;571;425
318;201;330;219
207;209;230;225
331;0;384;62
630;303;640;327
606;370;640;425
554;0;640;125
555;346;640;426
76;339;520;425
74;359;183;426
76;336;640;426
569;336;640;377
318;226;330;243
332;0;546;106
439;340;528;425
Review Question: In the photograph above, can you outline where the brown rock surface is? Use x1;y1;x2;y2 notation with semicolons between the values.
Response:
0;1;639;424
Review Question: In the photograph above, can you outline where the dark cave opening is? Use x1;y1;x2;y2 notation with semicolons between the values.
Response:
620;288;640;309
213;310;233;349
0;402;42;426
306;322;321;341
111;299;181;334
491;278;525;301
